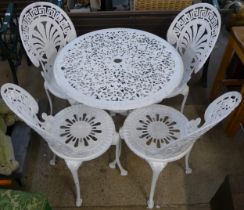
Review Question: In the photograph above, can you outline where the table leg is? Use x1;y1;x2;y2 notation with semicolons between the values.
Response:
109;132;128;176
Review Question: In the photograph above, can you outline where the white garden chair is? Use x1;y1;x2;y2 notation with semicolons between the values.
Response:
120;91;241;208
1;83;127;207
18;2;77;114
166;3;221;113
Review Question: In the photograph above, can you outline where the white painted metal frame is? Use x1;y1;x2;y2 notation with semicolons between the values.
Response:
53;28;184;112
120;91;241;208
1;83;127;207
18;2;77;114
166;3;221;113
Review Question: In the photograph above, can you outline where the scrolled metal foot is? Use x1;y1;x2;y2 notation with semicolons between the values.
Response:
185;167;192;174
109;160;116;169
76;198;82;207
147;199;154;209
49;154;56;166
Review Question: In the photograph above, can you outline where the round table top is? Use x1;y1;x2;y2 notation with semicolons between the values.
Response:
54;28;184;111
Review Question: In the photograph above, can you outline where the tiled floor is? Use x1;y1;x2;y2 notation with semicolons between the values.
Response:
1;26;244;210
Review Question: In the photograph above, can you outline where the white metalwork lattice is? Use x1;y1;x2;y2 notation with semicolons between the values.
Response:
19;2;77;69
120;91;241;208
1;83;127;207
166;3;221;113
54;28;184;111
167;3;221;86
19;2;77;114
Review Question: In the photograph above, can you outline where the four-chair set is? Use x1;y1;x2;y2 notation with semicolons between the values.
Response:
1;1;241;209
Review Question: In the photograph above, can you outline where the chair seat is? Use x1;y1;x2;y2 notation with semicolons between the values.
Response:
46;104;115;161
121;104;191;161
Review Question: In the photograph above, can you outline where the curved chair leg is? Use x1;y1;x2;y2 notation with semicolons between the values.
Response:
44;85;53;115
185;149;193;174
65;159;83;207
147;161;167;209
180;85;189;113
49;154;57;166
109;133;128;176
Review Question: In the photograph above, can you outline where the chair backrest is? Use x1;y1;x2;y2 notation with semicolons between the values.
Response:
167;3;221;86
0;83;55;142
18;1;77;70
203;91;241;127
152;91;241;159
184;91;241;144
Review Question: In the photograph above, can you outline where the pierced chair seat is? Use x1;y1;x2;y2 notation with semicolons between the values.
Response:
120;105;191;161
46;104;115;160
1;83;127;207
120;92;241;209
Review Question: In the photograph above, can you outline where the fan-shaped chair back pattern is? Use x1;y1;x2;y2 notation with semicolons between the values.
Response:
19;2;77;71
167;3;221;86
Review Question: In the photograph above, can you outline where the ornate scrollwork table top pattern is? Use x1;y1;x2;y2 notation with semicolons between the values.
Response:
54;28;184;111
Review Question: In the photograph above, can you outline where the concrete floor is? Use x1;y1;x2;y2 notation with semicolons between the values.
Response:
1;26;244;210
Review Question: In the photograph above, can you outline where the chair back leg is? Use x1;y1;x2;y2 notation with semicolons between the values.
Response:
44;83;53;115
180;85;189;113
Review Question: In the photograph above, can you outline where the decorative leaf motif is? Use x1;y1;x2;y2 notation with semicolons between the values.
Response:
167;4;221;86
32;21;63;65
19;3;76;68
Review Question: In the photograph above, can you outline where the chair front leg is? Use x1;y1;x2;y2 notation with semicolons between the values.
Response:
185;149;193;174
49;154;57;166
180;85;189;113
65;159;83;207
147;161;167;209
44;83;53;115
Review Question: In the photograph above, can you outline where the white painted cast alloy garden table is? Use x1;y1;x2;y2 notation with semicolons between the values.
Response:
54;28;184;111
